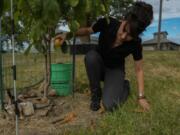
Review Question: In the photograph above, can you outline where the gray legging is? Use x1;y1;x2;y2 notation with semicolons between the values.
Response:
84;50;130;111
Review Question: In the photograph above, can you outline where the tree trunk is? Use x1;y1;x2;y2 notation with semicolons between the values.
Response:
44;52;48;97
43;37;51;97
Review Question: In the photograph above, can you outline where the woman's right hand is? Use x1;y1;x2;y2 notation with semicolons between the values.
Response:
138;98;150;111
53;33;67;47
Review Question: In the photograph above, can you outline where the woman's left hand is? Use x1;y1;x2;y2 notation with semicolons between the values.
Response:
138;98;150;111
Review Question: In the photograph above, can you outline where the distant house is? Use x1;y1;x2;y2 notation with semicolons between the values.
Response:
142;31;180;51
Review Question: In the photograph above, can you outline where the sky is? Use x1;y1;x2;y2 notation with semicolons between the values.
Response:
142;0;180;20
142;18;180;43
92;1;180;44
139;0;180;44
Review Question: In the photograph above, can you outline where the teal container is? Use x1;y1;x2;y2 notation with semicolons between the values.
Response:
51;83;72;96
51;63;72;83
51;63;72;96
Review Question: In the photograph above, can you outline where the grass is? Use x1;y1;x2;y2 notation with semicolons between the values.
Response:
1;51;180;135
68;51;180;135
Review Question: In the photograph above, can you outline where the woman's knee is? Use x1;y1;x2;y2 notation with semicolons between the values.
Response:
102;98;118;112
84;50;100;64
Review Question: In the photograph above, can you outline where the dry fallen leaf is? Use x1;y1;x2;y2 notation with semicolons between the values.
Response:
60;112;77;125
98;101;105;114
48;89;57;97
133;108;147;113
83;90;91;96
41;97;49;103
90;119;96;131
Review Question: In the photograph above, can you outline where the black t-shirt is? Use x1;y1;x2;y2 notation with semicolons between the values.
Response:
92;17;143;69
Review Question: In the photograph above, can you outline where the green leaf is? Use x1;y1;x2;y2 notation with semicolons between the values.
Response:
34;43;46;54
69;20;80;33
68;0;79;7
100;4;106;13
73;0;87;26
18;0;26;10
0;0;10;16
42;0;60;25
85;0;91;13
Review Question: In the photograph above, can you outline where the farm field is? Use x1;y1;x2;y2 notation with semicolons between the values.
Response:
0;51;179;135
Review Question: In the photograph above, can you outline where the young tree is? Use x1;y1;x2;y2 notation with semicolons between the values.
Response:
1;0;134;97
1;0;135;98
14;0;111;97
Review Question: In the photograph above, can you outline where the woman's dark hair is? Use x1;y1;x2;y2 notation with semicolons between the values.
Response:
124;1;153;38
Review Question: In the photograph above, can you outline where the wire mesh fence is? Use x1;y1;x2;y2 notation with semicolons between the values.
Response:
2;50;72;91
2;52;44;90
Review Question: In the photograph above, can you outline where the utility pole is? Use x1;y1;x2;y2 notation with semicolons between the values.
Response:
10;0;19;134
157;0;163;50
0;16;4;110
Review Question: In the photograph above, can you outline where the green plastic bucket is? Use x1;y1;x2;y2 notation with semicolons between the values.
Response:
51;83;72;96
51;63;72;83
51;63;72;96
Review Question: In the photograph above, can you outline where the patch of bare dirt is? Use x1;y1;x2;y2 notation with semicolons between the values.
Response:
0;90;104;135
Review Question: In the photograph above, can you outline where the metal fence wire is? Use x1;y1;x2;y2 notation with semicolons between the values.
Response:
2;52;45;90
2;53;71;89
0;39;83;109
